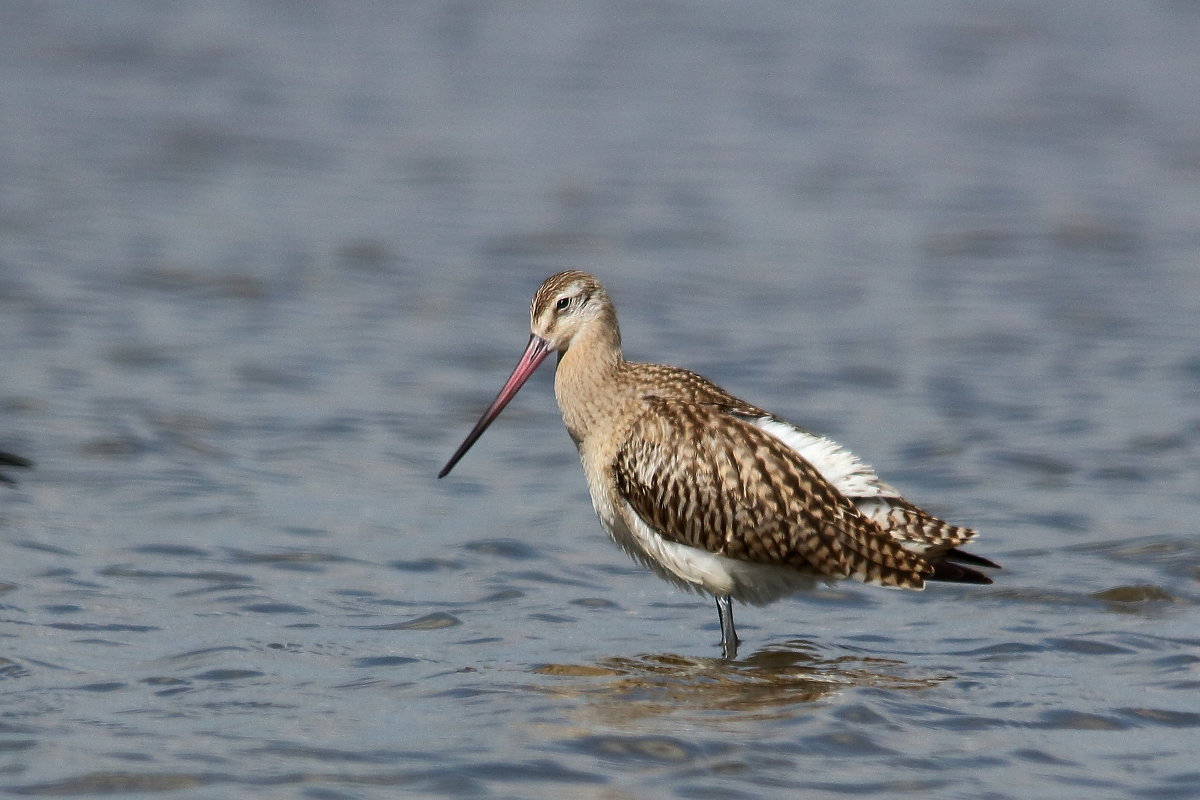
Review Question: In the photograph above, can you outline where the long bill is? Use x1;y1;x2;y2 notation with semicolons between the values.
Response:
437;334;553;478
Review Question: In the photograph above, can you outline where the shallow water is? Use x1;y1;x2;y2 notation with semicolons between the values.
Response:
3;2;1200;798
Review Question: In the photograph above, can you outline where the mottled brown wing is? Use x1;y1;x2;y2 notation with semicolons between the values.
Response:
625;362;773;417
612;398;933;589
853;496;974;552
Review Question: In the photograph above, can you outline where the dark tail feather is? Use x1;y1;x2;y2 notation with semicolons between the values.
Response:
929;560;993;585
942;547;1001;570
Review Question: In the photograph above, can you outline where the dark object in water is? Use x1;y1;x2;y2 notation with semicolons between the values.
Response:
0;450;33;487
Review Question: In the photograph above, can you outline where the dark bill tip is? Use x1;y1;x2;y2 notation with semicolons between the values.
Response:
438;334;552;478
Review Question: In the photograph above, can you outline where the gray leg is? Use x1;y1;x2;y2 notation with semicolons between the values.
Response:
715;595;739;660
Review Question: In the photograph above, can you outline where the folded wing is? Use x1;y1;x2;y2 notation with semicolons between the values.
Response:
612;398;936;590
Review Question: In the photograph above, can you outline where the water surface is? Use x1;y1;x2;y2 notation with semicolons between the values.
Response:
2;2;1199;798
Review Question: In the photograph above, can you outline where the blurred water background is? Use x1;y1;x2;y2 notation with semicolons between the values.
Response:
2;2;1200;798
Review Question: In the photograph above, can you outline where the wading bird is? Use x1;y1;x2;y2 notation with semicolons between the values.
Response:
439;271;997;658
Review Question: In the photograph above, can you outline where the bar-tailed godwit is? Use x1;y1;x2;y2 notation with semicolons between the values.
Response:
439;271;997;658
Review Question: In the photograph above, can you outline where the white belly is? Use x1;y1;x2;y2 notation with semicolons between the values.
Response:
599;499;822;606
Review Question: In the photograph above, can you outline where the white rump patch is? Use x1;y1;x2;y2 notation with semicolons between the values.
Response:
749;416;901;500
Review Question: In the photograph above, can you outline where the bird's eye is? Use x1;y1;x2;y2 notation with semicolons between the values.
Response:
555;297;570;312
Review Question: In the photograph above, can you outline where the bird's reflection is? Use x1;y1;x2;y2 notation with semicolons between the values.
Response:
532;639;949;724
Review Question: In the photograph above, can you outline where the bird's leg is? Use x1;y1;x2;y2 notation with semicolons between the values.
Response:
715;595;739;660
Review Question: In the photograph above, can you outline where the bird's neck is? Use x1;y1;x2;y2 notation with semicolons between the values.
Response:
553;316;626;446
